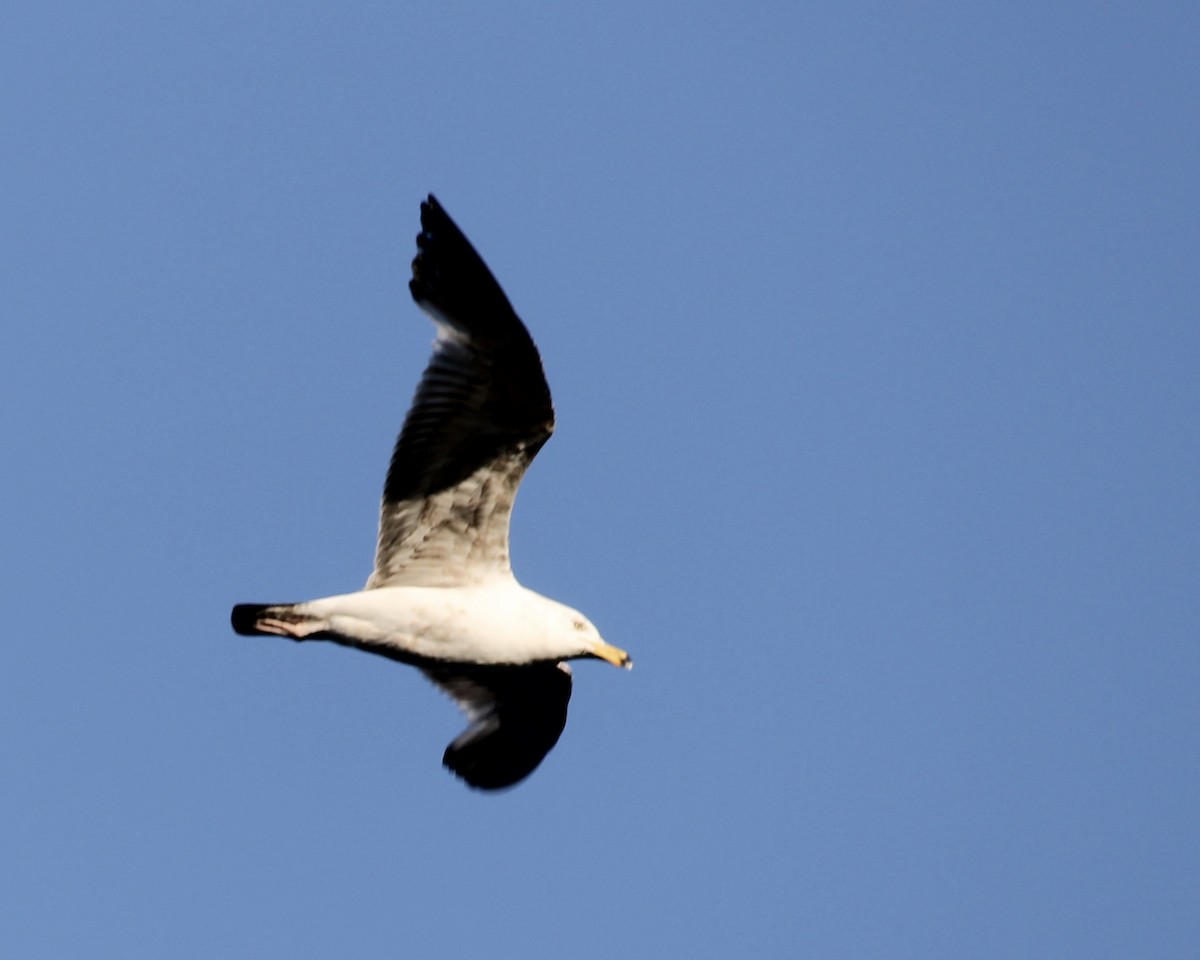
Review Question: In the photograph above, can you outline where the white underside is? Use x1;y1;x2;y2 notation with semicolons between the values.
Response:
295;576;598;665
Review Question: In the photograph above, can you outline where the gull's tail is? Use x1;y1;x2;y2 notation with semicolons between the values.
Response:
231;603;325;638
232;603;274;635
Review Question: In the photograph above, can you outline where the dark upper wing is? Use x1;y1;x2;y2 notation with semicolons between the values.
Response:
368;195;555;588
423;661;573;790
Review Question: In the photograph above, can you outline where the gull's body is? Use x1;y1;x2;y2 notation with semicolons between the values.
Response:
250;583;608;668
232;195;629;791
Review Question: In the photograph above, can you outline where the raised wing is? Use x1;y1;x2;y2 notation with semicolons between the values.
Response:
423;661;573;790
368;195;555;588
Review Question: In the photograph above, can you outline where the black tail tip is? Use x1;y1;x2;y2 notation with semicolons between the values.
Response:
231;603;270;636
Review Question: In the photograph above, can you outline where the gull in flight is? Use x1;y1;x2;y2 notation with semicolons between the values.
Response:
232;195;630;790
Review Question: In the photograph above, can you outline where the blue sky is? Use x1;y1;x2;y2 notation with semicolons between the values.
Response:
3;2;1197;957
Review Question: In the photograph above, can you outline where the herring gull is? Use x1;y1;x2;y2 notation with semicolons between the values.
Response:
232;195;630;790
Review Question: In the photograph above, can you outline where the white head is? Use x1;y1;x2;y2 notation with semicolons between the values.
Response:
562;607;632;669
530;594;631;669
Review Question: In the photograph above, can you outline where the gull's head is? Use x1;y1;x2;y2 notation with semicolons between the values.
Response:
564;609;632;670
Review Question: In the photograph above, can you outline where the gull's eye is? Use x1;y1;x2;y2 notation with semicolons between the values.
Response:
573;619;586;631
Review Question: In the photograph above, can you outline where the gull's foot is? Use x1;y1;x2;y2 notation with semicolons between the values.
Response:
256;616;324;641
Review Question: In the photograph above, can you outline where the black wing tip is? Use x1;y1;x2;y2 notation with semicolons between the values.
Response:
421;192;443;217
409;194;473;309
433;661;572;791
441;709;564;790
443;734;560;791
414;193;462;253
407;193;529;345
443;746;542;792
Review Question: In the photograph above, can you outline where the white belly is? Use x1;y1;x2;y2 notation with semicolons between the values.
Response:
299;580;578;665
